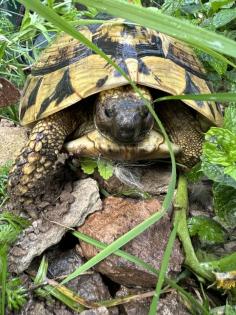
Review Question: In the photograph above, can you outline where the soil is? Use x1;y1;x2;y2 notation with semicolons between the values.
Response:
0;119;28;166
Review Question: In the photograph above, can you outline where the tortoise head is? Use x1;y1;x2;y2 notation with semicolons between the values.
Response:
95;86;154;144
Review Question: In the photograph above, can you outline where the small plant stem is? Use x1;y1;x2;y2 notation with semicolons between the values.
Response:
0;245;8;315
205;252;236;272
173;175;214;281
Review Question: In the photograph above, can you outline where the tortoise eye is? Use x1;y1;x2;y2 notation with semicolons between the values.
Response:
142;108;149;118
105;108;112;118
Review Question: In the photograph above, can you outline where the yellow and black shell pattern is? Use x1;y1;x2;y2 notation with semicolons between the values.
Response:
20;17;223;126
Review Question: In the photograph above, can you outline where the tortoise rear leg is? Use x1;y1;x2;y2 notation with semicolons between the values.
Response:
8;110;78;218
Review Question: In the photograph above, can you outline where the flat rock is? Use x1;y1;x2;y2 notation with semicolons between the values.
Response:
79;196;184;287
9;178;102;274
0;124;27;166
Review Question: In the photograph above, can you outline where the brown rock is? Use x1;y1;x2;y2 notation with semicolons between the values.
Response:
79;197;183;287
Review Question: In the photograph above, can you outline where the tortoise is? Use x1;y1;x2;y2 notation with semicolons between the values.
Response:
8;17;223;213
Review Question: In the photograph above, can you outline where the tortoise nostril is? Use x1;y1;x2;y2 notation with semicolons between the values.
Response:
143;109;149;118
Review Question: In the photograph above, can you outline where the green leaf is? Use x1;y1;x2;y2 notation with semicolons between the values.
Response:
34;256;48;285
202;127;236;182
201;158;236;188
195;248;219;263
200;52;228;75
213;183;236;227
80;157;114;180
212;8;236;28
204;128;236;167
223;104;236;134
0;225;20;246
0;212;30;230
162;0;182;15
225;304;236;315
186;162;204;183
80;158;97;175
97;159;114;180
6;278;27;311
188;216;226;245
206;0;235;13
203;251;236;272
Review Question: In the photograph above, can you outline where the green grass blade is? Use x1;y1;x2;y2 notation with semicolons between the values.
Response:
154;92;236;103
72;231;158;275
149;223;178;315
192;44;236;69
0;246;8;315
34;256;48;285
77;0;236;61
44;284;85;312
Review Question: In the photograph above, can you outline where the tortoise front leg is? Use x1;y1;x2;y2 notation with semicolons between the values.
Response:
8;110;78;217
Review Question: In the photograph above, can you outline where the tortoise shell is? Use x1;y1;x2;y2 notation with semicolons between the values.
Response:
20;18;223;126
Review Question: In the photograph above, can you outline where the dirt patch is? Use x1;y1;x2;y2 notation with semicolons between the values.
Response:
0;119;28;166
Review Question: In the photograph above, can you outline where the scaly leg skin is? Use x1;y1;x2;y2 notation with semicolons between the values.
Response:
8;110;78;218
157;102;203;168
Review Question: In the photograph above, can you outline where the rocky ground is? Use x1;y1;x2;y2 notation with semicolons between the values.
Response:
1;118;193;315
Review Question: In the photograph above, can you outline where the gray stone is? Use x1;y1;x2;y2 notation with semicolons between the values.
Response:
46;248;111;303
80;307;109;315
116;287;190;315
9;178;102;273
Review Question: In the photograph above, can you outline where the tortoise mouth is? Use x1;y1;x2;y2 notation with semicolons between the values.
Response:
64;129;181;161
